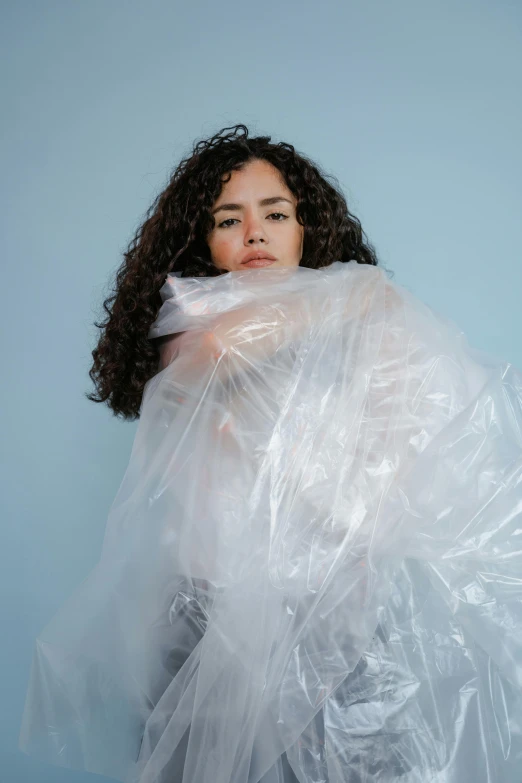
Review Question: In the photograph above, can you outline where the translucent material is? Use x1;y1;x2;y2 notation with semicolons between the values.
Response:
19;261;522;782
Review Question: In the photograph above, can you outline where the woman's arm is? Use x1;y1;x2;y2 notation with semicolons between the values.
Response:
157;295;313;379
156;269;382;379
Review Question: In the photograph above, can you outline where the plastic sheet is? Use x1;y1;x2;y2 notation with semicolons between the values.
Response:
19;261;522;782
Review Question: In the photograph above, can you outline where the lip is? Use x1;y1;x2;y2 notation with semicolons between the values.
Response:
241;251;277;266
241;258;276;268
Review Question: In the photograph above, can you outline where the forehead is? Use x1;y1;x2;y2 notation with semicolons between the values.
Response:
217;160;292;198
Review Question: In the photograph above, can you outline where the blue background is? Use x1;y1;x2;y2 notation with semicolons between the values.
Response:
2;1;521;780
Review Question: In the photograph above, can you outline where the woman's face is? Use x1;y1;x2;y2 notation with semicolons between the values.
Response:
206;159;304;272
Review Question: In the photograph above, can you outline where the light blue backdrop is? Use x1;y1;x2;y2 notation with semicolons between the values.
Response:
2;1;521;780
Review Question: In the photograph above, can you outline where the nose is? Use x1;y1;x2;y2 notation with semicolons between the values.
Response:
244;213;268;245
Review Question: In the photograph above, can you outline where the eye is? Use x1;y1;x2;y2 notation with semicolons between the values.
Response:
217;212;289;228
217;218;238;228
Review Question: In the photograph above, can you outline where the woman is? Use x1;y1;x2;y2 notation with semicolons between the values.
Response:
19;125;522;782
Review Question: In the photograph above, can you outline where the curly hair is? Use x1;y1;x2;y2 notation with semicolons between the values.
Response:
86;123;380;421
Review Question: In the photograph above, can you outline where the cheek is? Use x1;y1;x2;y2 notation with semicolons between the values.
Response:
295;225;304;253
209;233;236;261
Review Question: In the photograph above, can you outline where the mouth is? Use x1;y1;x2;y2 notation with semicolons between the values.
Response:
241;252;277;267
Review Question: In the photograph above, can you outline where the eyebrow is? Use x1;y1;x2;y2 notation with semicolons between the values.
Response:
211;196;293;216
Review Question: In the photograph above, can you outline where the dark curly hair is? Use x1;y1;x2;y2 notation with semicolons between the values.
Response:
86;123;380;421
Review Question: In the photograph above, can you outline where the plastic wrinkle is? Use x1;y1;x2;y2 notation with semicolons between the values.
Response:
19;261;522;782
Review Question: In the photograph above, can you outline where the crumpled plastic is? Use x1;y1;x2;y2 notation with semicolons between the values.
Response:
19;260;522;782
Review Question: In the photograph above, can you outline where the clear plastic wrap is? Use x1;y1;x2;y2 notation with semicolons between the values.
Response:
19;261;522;782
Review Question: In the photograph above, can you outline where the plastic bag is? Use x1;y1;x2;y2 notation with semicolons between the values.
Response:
19;261;522;782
